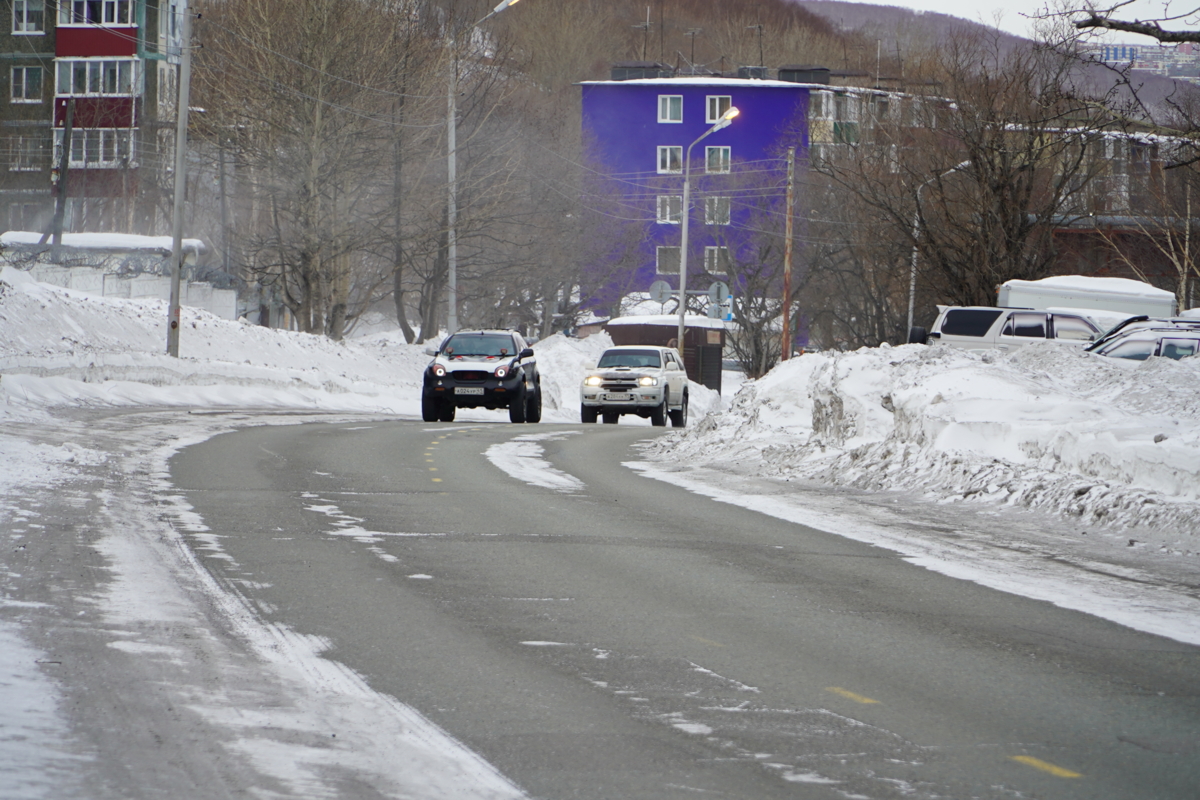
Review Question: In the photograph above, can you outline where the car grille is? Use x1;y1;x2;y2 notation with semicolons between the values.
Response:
452;370;489;382
601;381;638;391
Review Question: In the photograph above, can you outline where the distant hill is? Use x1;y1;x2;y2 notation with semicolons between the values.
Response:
792;0;1029;57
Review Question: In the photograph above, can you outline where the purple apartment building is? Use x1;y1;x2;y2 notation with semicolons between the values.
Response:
579;65;843;315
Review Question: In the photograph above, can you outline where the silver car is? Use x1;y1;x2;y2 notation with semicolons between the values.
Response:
580;346;688;427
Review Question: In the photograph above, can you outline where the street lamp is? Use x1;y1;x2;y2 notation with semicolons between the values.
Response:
906;160;969;336
447;0;520;335
677;106;739;360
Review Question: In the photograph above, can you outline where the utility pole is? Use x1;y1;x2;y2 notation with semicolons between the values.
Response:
167;6;193;358
780;146;795;361
42;98;74;252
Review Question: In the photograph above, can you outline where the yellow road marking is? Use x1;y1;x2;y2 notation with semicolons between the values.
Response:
431;478;443;483
1011;756;1081;778
429;467;438;472
689;635;724;647
825;687;880;704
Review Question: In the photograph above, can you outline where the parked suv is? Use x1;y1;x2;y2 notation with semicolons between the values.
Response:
580;346;688;427
421;330;542;423
909;306;1103;352
1085;318;1200;361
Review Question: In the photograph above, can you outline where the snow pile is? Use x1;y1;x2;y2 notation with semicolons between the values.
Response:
0;267;717;423
653;342;1200;533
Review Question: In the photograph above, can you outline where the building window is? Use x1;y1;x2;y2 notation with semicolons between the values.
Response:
56;60;138;96
704;196;730;225
656;245;680;274
704;246;729;275
56;128;134;167
9;135;45;171
706;95;731;123
13;0;44;33
11;66;43;102
59;0;132;26
658;95;682;123
657;145;682;174
705;146;730;173
656;195;682;224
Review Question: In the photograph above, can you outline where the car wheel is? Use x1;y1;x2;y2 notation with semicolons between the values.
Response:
602;411;619;424
526;383;542;423
437;400;456;422
580;404;598;423
908;325;928;345
650;391;667;427
669;391;688;428
509;386;527;423
421;393;439;422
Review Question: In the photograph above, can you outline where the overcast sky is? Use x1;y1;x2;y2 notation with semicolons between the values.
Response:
870;1;1182;41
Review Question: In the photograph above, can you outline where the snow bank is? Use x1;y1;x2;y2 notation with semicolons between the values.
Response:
0;268;716;424
650;342;1200;533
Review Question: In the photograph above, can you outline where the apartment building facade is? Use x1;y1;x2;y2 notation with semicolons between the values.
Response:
579;65;895;313
2;0;180;235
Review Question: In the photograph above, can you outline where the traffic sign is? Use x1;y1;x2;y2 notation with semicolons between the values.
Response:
649;280;672;304
707;281;730;303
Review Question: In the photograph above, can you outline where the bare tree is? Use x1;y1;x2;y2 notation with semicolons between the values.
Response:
819;33;1115;321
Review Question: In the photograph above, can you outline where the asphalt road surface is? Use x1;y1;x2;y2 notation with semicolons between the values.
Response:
170;419;1200;800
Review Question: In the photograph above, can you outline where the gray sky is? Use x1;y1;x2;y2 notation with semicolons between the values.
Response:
868;1;1182;41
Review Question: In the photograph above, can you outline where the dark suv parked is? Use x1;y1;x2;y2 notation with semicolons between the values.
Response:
421;330;542;423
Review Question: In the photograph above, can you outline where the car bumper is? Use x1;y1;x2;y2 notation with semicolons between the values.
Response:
580;386;665;408
426;375;523;407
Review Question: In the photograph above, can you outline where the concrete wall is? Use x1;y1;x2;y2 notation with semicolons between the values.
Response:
27;265;237;320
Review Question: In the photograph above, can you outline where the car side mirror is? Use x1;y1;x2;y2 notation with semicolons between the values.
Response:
520;348;534;359
424;346;438;356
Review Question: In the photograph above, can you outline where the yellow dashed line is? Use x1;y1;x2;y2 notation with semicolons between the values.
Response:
689;635;725;647
1011;756;1081;778
432;478;443;483
825;687;880;704
429;468;438;472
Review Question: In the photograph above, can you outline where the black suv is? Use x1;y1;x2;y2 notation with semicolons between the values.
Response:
421;330;542;423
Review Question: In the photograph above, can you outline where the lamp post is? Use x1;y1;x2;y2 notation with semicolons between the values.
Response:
906;160;970;336
677;106;739;360
447;0;520;336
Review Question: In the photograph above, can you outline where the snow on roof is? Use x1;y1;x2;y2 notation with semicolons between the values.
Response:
1005;276;1173;299
607;314;727;329
1;231;206;255
579;77;884;94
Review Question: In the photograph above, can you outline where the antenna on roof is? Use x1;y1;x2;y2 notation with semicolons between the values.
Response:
633;6;651;61
685;29;701;71
747;23;764;67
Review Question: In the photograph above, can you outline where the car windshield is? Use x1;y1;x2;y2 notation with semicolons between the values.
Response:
443;333;515;358
597;349;662;369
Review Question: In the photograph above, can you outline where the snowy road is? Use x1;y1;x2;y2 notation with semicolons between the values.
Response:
159;417;1199;800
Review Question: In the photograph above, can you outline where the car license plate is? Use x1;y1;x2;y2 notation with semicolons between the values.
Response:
455;387;484;395
603;392;631;401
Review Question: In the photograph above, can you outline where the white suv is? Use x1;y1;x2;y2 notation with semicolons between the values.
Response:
580;346;688;427
909;306;1103;352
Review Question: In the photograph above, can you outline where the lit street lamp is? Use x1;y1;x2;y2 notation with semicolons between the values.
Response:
677;106;739;360
906;160;969;336
447;0;521;335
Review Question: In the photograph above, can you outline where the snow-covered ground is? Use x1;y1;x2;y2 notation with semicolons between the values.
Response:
2;266;1199;796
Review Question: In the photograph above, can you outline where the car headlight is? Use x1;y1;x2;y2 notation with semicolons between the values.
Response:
583;375;603;386
637;375;658;386
494;364;511;379
432;363;447;377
